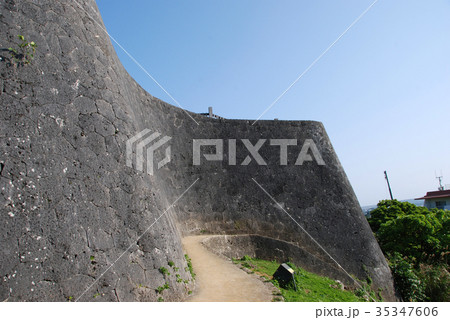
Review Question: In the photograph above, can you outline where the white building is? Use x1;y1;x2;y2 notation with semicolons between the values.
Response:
416;190;450;210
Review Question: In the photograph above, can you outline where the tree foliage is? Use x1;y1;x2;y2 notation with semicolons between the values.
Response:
369;200;429;233
369;200;449;264
367;200;449;301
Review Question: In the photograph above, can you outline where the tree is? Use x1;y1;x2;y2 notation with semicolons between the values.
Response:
368;200;429;233
369;200;448;263
367;200;449;301
377;213;442;261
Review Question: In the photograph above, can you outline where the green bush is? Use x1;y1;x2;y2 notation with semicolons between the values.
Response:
418;263;450;302
388;253;426;302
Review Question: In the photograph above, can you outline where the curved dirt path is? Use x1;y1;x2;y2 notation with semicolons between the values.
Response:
182;235;274;302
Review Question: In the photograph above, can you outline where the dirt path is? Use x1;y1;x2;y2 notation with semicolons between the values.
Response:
182;235;274;302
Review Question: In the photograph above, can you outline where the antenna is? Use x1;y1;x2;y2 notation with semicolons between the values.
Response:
435;170;444;191
384;171;394;200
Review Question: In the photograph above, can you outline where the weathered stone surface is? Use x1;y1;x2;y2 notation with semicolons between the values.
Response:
0;0;193;302
0;0;397;301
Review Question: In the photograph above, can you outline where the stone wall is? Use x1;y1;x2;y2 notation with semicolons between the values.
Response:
0;0;195;301
0;0;397;301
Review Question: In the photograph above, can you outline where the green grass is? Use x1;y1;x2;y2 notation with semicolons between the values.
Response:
159;266;170;276
233;256;378;302
185;254;196;279
156;283;170;294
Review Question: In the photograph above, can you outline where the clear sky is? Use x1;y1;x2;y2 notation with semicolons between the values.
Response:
96;0;450;206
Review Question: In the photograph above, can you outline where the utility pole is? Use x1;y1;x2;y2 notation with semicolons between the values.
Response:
384;171;393;200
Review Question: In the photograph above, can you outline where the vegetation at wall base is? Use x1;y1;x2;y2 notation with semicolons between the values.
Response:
185;254;196;280
367;200;449;302
232;256;379;302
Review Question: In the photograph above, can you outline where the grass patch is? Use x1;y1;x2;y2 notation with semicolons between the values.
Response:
156;283;170;294
185;254;196;279
159;266;170;276
233;257;378;302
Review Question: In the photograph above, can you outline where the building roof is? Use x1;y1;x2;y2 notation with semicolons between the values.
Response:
415;190;450;200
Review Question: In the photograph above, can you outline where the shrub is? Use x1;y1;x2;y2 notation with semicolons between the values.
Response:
388;253;426;302
418;264;450;302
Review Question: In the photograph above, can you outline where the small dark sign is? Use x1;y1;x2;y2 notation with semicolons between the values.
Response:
273;263;297;290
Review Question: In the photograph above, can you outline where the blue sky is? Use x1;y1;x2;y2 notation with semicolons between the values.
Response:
96;0;450;206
